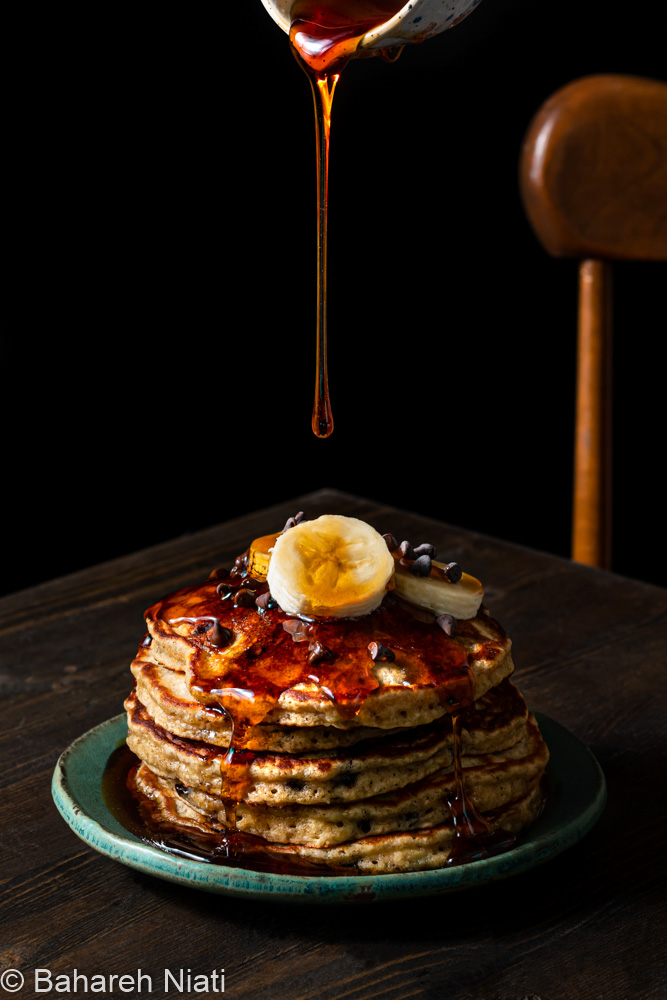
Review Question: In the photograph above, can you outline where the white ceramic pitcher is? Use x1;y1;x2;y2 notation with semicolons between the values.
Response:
260;0;484;51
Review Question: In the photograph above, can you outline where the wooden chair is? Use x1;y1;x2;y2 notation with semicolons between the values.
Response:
519;74;667;569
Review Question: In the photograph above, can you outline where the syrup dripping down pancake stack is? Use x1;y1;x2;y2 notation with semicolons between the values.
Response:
124;514;549;873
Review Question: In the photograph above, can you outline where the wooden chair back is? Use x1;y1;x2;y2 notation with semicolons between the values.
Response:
519;74;667;569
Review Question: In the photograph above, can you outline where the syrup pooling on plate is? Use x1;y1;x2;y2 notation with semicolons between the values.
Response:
288;0;408;437
103;746;356;876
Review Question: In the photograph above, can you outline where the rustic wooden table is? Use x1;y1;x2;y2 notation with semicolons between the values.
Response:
2;489;665;1000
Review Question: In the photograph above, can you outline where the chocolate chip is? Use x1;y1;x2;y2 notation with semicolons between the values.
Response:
285;779;305;791
208;567;229;581
436;613;457;636
247;643;263;658
140;633;152;648
308;641;336;664
283;619;310;643
357;819;372;834
337;771;358;788
409;554;432;577
230;552;249;578
398;540;415;559
234;588;257;608
216;582;233;599
175;783;190;796
382;532;398;552
255;590;278;611
209;621;234;647
281;511;306;533
413;543;437;559
368;641;395;662
444;562;462;583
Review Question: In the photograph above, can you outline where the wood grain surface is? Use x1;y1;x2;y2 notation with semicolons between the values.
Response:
1;489;666;1000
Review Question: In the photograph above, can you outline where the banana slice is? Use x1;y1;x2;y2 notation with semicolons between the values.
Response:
392;557;483;620
267;514;394;619
247;533;278;580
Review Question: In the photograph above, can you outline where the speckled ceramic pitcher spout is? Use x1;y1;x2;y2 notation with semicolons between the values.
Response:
260;0;484;51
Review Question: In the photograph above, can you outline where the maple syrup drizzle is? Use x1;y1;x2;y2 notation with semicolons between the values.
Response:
288;0;408;437
219;713;251;833
445;714;517;865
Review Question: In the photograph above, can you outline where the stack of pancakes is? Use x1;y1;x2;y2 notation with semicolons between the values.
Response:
124;539;549;874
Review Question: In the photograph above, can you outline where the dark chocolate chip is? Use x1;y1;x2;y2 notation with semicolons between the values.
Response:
357;819;372;834
285;779;305;792
175;783;190;796
409;554;432;577
247;643;263;658
444;562;462;583
209;621;234;647
281;511;306;533
368;641;396;662
398;540;415;559
436;613;457;636
413;543;437;559
208;567;229;581
234;588;257;608
255;591;278;611
382;532;398;552
140;633;152;648
283;619;310;643
308;641;336;664
337;771;358;788
230;552;249;578
216;582;233;599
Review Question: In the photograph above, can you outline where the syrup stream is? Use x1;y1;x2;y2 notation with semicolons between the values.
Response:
289;0;407;437
310;73;337;437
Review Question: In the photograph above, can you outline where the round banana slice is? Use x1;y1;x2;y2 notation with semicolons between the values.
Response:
392;559;483;619
267;514;395;619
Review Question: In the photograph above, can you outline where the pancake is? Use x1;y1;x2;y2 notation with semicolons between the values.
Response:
126;688;465;803
145;579;513;730
131;650;409;751
125;677;532;805
131;651;527;752
133;713;548;848
133;764;545;873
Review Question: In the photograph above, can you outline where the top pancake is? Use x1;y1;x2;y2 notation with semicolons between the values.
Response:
144;572;513;729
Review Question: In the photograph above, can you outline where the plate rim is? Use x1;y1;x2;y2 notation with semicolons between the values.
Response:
51;711;606;902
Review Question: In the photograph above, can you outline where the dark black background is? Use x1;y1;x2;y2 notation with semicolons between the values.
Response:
3;0;665;597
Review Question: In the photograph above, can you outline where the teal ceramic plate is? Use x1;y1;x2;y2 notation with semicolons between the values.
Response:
51;712;606;903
